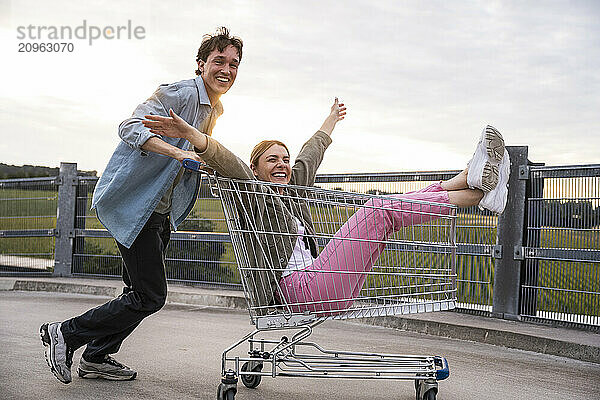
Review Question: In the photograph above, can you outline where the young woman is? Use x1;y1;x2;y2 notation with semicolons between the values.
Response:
142;100;510;314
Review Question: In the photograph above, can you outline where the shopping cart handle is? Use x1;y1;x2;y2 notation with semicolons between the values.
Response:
434;356;450;381
182;158;208;172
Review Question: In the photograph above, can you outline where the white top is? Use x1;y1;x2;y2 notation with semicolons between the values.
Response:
282;217;316;277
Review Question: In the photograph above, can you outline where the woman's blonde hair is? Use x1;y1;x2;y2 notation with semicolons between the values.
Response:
249;140;290;168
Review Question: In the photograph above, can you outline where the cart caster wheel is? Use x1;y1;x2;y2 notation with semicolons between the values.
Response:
415;379;437;400
240;361;263;389
217;383;236;400
423;389;436;400
217;370;237;400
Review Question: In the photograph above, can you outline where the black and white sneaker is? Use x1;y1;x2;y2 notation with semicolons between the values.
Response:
78;355;137;381
40;322;74;384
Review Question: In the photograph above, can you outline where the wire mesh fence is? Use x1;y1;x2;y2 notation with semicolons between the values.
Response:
69;177;240;287
2;162;598;328
0;177;57;276
522;165;600;327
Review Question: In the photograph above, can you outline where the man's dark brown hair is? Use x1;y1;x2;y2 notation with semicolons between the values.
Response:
195;26;243;76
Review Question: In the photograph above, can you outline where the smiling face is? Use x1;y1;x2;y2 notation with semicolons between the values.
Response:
251;144;292;185
199;44;240;104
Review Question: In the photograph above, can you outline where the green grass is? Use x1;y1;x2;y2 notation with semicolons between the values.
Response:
0;188;57;260
0;188;57;231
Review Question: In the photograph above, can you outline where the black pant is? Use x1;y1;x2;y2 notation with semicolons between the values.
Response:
61;212;170;361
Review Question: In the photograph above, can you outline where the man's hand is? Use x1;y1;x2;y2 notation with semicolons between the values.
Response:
143;109;196;140
176;150;202;163
178;151;214;173
141;138;207;166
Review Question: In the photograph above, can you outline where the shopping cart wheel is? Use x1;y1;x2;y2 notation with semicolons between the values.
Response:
415;379;437;400
422;389;436;400
217;370;237;400
240;361;263;389
217;383;236;400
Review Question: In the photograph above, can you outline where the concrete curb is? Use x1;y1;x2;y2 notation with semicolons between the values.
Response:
3;278;598;364
0;279;16;291
166;290;247;310
1;279;247;310
11;280;121;298
361;316;600;365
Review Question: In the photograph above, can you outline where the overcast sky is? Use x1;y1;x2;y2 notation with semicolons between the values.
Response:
1;0;599;175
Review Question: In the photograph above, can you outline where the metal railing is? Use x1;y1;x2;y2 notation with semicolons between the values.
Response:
521;165;600;327
0;176;57;276
70;175;239;288
1;150;598;329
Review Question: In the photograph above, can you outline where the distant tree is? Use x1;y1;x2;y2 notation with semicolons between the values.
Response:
0;163;97;179
166;209;230;283
198;179;216;198
366;189;395;196
542;200;600;228
75;209;230;283
75;240;121;276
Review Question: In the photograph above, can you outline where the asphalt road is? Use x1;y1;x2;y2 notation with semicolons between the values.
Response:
1;291;599;400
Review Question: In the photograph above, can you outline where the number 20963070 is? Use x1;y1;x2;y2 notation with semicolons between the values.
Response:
18;42;74;52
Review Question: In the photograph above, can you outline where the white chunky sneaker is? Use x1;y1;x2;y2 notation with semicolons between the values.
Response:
78;355;137;381
40;322;74;384
467;125;505;192
479;149;510;214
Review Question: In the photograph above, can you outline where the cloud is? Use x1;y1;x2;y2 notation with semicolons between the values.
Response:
2;0;599;174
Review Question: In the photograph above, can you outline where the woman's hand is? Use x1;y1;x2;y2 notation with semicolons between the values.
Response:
143;109;196;140
330;97;347;122
320;97;347;136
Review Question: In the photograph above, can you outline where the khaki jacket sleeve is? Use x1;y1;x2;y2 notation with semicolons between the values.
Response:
196;135;254;180
290;130;333;186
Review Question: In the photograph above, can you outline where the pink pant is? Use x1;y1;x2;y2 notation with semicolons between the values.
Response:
279;182;451;314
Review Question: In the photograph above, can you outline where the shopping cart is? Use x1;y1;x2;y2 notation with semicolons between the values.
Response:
183;159;457;400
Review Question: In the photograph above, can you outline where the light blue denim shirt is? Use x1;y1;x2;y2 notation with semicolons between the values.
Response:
91;76;223;248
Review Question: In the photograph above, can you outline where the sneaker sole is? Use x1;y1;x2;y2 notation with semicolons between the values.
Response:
480;162;499;192
78;368;137;381
484;125;505;163
40;323;71;384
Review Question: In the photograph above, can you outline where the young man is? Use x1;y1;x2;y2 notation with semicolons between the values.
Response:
40;27;242;384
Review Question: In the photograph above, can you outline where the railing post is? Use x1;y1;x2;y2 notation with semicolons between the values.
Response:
492;146;528;320
520;166;545;318
54;162;77;277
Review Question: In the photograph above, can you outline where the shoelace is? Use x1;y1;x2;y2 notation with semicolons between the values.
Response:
104;356;127;369
66;347;74;368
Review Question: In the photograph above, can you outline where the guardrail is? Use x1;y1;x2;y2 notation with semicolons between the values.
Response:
0;176;58;276
520;165;600;327
1;148;598;329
